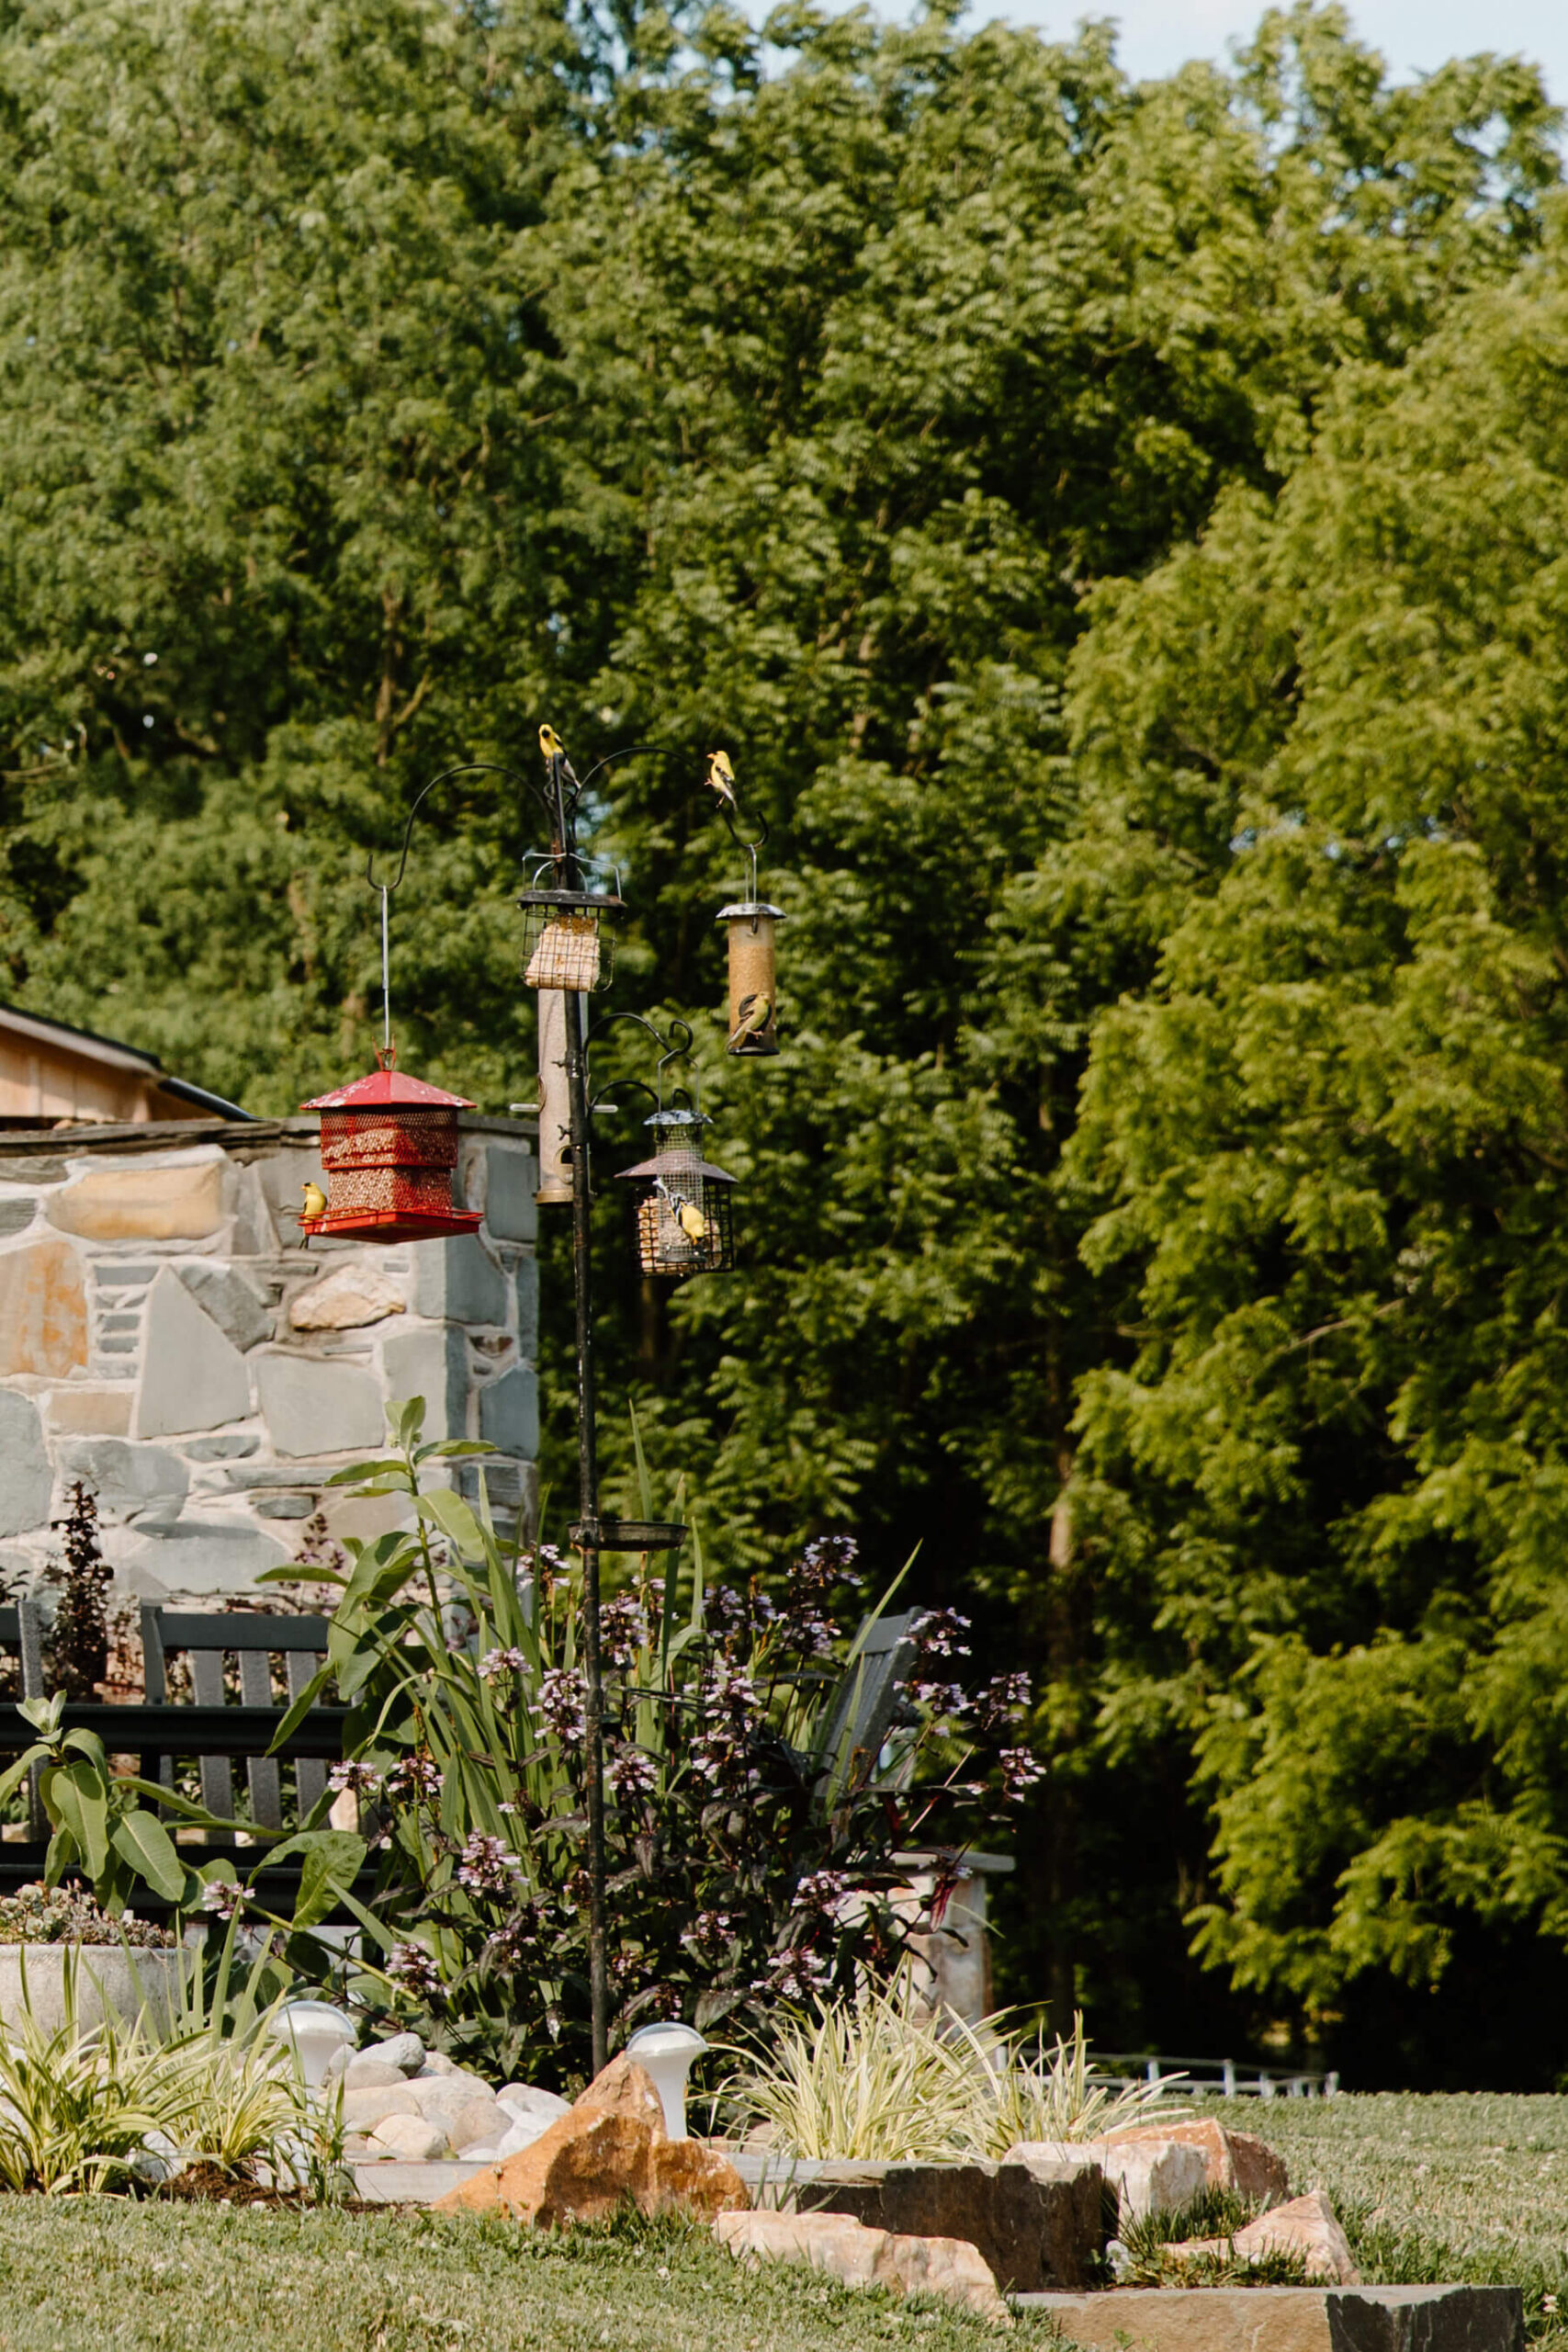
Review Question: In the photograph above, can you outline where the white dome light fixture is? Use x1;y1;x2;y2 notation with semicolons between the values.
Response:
270;1999;357;2088
626;2020;708;2141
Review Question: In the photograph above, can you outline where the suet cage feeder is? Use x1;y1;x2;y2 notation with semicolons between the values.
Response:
519;886;624;994
299;1047;482;1244
716;825;784;1057
615;1108;737;1279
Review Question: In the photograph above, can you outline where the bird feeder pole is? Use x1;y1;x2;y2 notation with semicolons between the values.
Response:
547;745;613;2077
523;732;759;2080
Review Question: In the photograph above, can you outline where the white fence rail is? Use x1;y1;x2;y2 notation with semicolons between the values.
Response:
1097;2052;1339;2099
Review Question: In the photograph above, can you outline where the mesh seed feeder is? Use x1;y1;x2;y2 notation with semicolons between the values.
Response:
615;1106;737;1278
519;861;625;995
716;819;784;1057
299;1049;482;1243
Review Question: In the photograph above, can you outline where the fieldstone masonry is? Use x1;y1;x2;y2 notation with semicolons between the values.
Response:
0;1114;538;1604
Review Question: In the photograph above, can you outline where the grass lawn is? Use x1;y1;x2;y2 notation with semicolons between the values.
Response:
0;2200;1041;2352
5;2098;1568;2350
1215;2092;1568;2344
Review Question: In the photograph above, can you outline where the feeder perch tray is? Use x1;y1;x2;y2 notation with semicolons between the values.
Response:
570;1519;687;1553
299;1053;483;1244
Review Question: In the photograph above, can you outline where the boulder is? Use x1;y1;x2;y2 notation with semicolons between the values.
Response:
341;2086;422;2132
1175;2190;1359;2286
1006;2135;1207;2224
1107;2117;1288;2204
715;2209;1010;2325
374;2033;425;2076
431;2056;747;2228
498;2083;571;2123
801;2155;1104;2293
571;2054;668;2133
368;2114;452;2162
343;2057;408;2093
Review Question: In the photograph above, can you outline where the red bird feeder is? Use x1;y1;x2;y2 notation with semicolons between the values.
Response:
299;1046;482;1244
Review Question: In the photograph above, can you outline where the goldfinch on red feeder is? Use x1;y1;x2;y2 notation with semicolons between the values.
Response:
299;1182;328;1222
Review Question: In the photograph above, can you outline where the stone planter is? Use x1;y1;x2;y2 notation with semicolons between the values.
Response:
0;1944;195;2041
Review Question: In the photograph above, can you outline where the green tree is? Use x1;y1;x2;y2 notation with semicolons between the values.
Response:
0;0;590;1106
1064;241;1568;2083
537;1;1561;2039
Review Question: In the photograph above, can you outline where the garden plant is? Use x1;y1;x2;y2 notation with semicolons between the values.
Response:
261;1403;1037;2084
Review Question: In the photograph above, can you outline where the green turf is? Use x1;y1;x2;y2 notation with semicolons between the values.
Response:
1202;2092;1568;2344
0;2201;1034;2352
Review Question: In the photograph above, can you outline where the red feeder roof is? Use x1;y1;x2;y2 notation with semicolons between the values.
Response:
301;1063;475;1113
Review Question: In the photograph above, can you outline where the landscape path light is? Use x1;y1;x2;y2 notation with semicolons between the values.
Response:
626;2019;708;2140
270;1998;356;2089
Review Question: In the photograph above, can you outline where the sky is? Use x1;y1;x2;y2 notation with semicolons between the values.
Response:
982;0;1568;99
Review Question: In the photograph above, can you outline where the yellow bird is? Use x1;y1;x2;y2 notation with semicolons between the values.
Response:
656;1176;708;1243
539;723;581;794
729;990;773;1049
299;1181;328;1223
677;1197;709;1246
705;750;738;812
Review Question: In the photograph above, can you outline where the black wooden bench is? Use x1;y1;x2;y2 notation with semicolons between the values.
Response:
0;1605;361;1920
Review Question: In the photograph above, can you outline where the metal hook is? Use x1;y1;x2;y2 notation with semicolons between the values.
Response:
364;761;533;894
721;806;770;907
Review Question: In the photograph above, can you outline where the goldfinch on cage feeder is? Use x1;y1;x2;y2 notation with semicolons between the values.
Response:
539;723;581;794
299;1182;328;1222
656;1176;709;1244
729;990;773;1048
705;750;738;811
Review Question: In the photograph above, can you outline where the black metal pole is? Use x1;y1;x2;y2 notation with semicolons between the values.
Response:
552;753;610;2077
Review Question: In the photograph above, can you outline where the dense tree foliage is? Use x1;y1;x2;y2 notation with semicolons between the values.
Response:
4;0;1568;2081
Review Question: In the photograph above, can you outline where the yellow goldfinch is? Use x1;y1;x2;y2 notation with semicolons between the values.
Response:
656;1176;708;1243
539;723;581;794
678;1197;709;1245
705;750;738;811
729;991;773;1048
299;1181;328;1221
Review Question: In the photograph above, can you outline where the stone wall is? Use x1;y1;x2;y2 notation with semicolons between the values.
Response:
0;1115;538;1605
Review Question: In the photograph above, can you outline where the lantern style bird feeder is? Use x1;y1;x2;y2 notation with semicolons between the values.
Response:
716;819;784;1057
299;1048;483;1243
615;1106;737;1279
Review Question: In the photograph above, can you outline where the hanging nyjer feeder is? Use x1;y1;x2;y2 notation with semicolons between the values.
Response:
716;816;783;1057
615;1107;737;1278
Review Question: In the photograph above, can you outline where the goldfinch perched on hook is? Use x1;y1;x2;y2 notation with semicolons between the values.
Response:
299;1182;328;1223
729;991;773;1049
539;724;581;793
705;750;738;811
